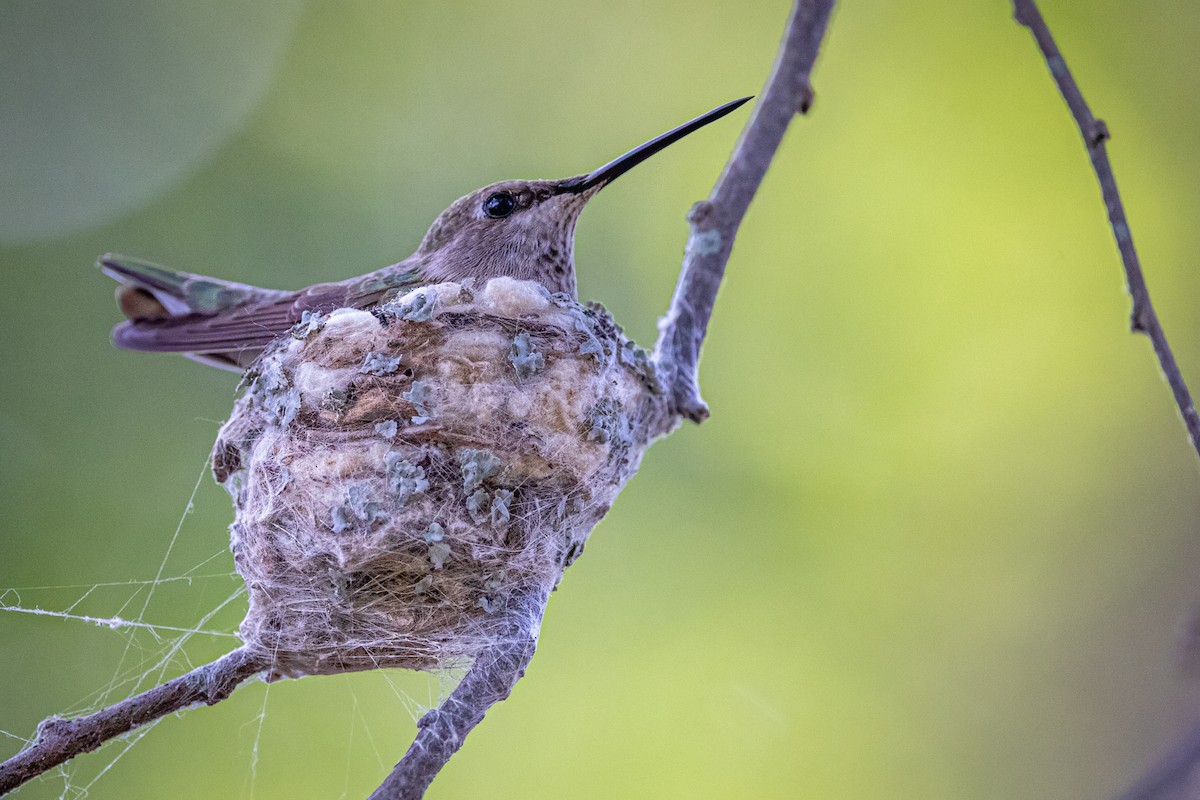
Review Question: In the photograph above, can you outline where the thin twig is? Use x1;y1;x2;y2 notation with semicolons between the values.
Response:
366;581;553;800
1012;2;1200;796
1116;717;1200;800
652;0;836;423
0;647;264;795
1012;0;1200;460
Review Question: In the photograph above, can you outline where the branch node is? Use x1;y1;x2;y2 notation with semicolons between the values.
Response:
680;393;711;424
1088;118;1110;146
686;200;716;227
1012;1;1034;27
799;83;816;115
34;716;68;740
653;0;835;429
1130;307;1151;336
417;708;441;730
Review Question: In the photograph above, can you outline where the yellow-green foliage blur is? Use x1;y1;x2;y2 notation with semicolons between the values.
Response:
2;1;1199;798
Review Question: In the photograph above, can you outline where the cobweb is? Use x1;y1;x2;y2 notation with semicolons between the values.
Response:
0;453;447;799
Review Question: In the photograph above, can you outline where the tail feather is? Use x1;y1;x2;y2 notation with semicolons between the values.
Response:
98;254;285;316
98;253;418;372
100;254;192;295
98;253;300;372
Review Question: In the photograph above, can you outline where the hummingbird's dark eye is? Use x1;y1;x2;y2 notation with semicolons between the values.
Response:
482;192;517;219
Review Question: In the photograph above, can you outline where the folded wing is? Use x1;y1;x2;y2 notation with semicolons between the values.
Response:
100;254;420;371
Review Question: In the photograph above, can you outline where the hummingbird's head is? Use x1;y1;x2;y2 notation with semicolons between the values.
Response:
415;178;599;296
415;97;752;298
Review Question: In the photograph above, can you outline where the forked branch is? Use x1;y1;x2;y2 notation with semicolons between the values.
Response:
0;647;265;795
367;582;553;800
653;0;837;423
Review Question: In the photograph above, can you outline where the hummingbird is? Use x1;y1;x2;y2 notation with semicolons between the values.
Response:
102;97;750;372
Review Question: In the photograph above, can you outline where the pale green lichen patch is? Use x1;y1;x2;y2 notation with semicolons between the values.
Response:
384;453;428;506
347;483;389;525
331;505;352;533
688;228;722;256
359;352;402;376
429;541;452;569
332;483;389;532
574;317;607;360
459;448;501;494
617;340;662;392
291;310;326;340
403;380;433;423
254;360;285;392
490;489;514;529
618;340;648;372
466;487;514;529
253;361;303;427
585;397;630;447
477;573;505;614
424;522;451;569
508;332;545;379
374;420;398;439
466;487;491;525
268;388;301;427
389;288;436;322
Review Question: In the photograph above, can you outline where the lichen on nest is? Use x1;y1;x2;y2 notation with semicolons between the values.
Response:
212;277;677;677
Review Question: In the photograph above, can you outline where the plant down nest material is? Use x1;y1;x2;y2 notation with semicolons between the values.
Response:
212;277;677;678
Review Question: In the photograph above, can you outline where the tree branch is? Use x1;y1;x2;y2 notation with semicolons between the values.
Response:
1011;3;1200;796
366;581;553;800
1115;716;1200;800
0;647;264;795
652;0;836;423
2;4;843;796
1012;0;1200;460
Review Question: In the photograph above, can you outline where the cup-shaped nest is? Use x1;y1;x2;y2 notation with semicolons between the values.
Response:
212;278;676;677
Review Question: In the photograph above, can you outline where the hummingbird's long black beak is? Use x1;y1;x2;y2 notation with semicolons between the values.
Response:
557;96;752;194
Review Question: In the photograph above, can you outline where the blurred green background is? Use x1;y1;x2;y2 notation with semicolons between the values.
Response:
3;0;1200;797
